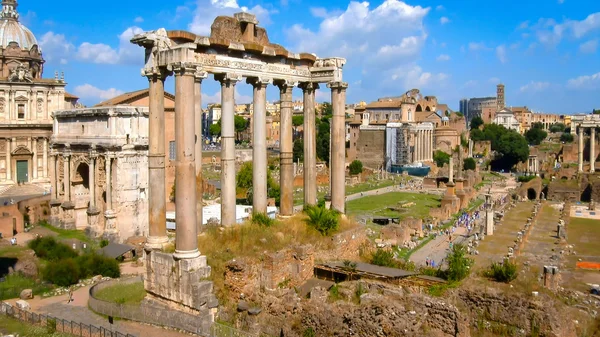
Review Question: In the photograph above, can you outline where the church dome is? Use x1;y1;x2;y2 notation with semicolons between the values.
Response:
0;0;38;50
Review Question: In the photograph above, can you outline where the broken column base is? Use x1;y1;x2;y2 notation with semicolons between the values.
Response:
144;250;218;335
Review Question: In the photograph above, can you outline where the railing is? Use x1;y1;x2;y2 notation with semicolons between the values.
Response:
0;301;136;337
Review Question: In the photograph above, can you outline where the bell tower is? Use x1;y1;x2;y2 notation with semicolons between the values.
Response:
496;84;505;110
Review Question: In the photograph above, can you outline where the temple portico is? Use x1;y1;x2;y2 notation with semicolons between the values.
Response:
131;12;347;329
571;115;600;173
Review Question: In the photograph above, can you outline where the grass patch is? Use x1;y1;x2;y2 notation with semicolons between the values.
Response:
346;192;441;220
38;221;94;245
0;315;72;336
0;273;54;300
568;217;600;258
428;281;459;297
94;281;146;305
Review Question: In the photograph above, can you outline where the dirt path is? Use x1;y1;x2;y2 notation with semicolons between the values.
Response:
409;227;469;267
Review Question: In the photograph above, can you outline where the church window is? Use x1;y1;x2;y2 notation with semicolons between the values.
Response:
169;141;176;160
17;104;25;119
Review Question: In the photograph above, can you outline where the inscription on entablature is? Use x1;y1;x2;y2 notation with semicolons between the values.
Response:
196;54;311;77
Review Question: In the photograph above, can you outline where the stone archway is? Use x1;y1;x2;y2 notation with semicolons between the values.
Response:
416;104;423;112
527;188;537;200
73;162;91;229
425;106;431;112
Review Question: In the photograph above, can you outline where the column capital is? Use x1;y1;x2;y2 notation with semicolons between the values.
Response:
169;62;200;77
299;82;320;92
246;77;272;88
274;79;298;90
215;73;242;86
89;150;98;159
194;68;208;82
327;81;348;91
142;67;170;81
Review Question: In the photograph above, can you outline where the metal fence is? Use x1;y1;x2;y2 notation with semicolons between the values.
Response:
0;301;136;337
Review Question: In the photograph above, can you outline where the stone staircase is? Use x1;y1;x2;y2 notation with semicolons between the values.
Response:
0;183;48;198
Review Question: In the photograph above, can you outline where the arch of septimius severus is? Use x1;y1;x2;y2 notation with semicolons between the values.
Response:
571;115;600;173
130;12;347;326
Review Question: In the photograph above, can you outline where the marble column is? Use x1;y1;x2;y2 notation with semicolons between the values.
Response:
301;82;318;207
105;155;112;210
248;77;271;214
88;150;98;212
42;138;48;178
217;73;241;226
591;128;596;173
194;70;208;233
62;152;72;206
328;81;348;213
144;69;169;249
5;138;10;181
50;153;58;200
449;156;454;183
173;63;200;259
277;80;295;216
579;126;584;173
32;138;38;180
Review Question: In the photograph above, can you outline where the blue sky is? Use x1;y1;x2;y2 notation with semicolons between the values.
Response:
18;0;600;113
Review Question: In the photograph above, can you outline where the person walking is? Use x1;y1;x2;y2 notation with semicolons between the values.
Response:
67;288;73;304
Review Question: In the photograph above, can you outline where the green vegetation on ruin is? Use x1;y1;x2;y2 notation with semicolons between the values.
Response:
345;191;441;220
94;281;147;305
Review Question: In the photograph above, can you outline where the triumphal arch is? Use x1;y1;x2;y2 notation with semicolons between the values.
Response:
130;12;347;331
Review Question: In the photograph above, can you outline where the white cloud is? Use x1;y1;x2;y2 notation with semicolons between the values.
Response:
75;26;144;65
579;39;598;53
134;16;144;23
509;42;520;50
310;7;328;18
74;84;124;102
518;21;529;29
436;5;444;10
39;32;74;65
468;42;489;51
566;72;600;90
440;16;450;24
496;45;507;63
529;12;600;47
188;0;276;35
436;54;450;61
520;81;551;92
390;64;448;89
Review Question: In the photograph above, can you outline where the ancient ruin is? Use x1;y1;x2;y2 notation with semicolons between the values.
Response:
130;12;347;331
571;114;600;173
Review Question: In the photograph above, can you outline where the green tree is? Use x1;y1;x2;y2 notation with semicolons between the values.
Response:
320;102;333;117
495;130;530;170
292;115;304;140
446;244;473;282
209;121;221;137
524;127;548;145
316;117;330;164
594;109;599;115
470;129;484;141
234;115;249;142
531;122;544;130
371;249;396;267
463;157;476;171
560;133;574;143
237;162;253;189
433;150;450;168
470;116;484;130
549;123;566;133
348;160;363;175
237;162;280;205
455;111;464;118
293;139;304;162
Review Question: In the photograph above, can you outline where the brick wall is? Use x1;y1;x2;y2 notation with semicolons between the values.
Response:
0;204;23;238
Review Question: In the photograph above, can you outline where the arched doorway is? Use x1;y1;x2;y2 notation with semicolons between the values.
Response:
11;146;32;184
527;188;537;200
73;162;91;228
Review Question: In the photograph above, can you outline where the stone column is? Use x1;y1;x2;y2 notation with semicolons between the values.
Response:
449;156;454;183
277;80;295;216
104;153;117;233
172;63;201;259
51;153;58;200
32;138;38;180
328;81;348;213
87;150;99;213
300;82;318;207
248;77;271;214
144;69;169;249
42;138;48;178
194;69;208;233
591;128;596;173
579;126;584;173
62;152;72;207
414;131;419;162
216;73;241;226
105;155;112;210
5;138;10;181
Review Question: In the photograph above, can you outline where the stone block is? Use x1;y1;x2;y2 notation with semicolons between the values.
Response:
19;289;33;300
15;300;30;310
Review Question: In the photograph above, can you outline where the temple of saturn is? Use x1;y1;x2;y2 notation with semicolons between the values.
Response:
129;12;347;326
571;115;600;173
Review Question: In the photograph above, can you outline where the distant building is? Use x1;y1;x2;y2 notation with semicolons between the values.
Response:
462;84;505;123
459;98;469;117
493;108;521;132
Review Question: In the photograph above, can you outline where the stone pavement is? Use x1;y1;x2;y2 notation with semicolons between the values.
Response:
409;226;469;267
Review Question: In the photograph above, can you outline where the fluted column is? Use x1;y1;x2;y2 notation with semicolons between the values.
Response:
5;138;11;181
62;152;72;206
50;152;58;200
300;82;318;207
328;81;348;213
42;138;48;178
277;80;295;216
579;126;584;173
32;138;38;180
144;68;169;250
591;128;596;173
88;150;98;213
248;77;271;214
194;70;208;233
216;73;241;226
105;154;112;210
416;131;421;162
429;130;433;160
172;63;200;259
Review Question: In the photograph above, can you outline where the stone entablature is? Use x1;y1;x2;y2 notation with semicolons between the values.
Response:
50;106;149;241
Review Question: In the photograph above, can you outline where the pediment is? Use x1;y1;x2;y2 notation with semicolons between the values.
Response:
12;146;31;156
14;95;28;101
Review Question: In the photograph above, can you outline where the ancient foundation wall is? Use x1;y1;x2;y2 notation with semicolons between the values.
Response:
17;195;51;225
356;129;385;169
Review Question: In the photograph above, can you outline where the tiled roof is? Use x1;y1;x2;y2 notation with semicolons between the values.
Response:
94;88;175;107
365;100;403;109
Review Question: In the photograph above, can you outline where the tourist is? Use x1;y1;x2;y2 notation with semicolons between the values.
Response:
67;288;73;304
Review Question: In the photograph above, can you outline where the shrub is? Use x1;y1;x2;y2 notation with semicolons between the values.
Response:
560;133;574;143
518;175;536;183
371;249;396;267
463;158;476;171
28;237;78;261
77;253;120;279
100;239;109;248
251;212;274;227
433;150;450;168
348;160;363;175
485;260;518;283
43;258;80;287
304;205;339;236
446;244;473;282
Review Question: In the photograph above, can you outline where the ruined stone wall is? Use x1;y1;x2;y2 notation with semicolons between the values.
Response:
114;153;148;240
356;129;385;169
562;143;578;163
17;195;50;225
473;140;491;156
322;226;368;261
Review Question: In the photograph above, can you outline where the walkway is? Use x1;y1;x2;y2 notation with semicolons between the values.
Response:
410;226;469;267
